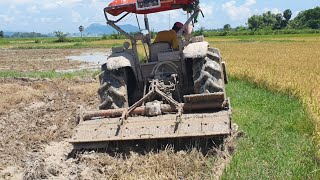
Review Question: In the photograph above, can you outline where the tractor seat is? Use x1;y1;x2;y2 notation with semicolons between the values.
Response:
149;42;171;62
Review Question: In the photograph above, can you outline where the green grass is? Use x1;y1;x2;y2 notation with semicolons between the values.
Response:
0;70;99;79
218;77;319;179
2;34;319;49
0;37;124;49
0;38;9;45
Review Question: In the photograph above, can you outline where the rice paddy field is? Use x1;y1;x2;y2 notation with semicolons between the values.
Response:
1;34;320;178
207;34;320;151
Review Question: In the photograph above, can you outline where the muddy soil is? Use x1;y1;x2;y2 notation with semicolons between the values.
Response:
0;49;238;179
0;48;108;71
0;77;239;180
0;78;99;179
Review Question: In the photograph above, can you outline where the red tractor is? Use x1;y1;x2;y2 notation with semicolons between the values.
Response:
71;0;231;149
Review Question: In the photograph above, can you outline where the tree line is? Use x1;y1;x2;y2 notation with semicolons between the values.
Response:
248;9;292;30
248;7;320;30
195;6;320;36
0;31;48;38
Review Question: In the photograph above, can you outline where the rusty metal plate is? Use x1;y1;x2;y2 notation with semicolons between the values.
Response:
183;92;225;103
70;110;231;146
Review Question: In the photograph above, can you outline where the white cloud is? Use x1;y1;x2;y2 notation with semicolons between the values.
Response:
42;2;60;9
292;10;300;19
222;0;256;21
0;0;83;9
131;2;217;31
244;0;256;7
263;8;282;14
41;0;82;9
0;0;32;5
201;3;214;17
27;5;39;13
72;10;82;23
0;14;15;23
39;17;62;23
40;17;53;23
58;0;82;7
9;5;21;14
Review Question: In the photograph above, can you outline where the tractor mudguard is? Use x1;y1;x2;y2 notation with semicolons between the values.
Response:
106;52;136;71
183;41;209;59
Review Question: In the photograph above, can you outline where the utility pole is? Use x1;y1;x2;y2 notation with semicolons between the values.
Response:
169;13;171;29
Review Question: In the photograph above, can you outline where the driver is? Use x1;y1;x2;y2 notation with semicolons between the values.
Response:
153;22;185;51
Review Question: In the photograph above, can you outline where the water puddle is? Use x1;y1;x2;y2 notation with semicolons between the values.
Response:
66;52;110;64
61;51;111;72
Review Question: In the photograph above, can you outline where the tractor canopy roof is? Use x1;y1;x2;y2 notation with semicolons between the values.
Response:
106;0;196;16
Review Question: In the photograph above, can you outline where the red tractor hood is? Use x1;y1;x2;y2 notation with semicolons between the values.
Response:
106;0;195;16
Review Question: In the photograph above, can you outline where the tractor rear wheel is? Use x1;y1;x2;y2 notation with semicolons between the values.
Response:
98;67;129;110
192;50;225;94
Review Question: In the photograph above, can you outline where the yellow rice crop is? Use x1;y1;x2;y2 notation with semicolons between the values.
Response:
210;36;320;151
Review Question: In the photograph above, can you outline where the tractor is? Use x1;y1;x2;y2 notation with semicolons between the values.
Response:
70;0;232;150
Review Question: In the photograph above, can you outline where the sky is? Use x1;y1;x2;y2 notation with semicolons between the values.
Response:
0;0;319;33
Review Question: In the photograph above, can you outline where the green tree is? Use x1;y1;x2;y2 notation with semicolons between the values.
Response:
274;13;283;29
235;26;247;31
221;24;232;36
223;24;232;31
290;7;320;29
248;15;263;30
248;11;279;30
283;9;292;22
193;26;205;36
262;11;277;28
0;30;4;38
307;19;320;29
54;31;69;42
150;29;156;38
10;32;46;38
281;9;292;28
79;25;84;37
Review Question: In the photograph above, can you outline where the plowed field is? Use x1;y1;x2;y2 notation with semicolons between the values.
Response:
0;48;234;179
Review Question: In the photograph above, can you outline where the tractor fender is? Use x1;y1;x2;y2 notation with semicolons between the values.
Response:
106;52;136;72
183;41;209;59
